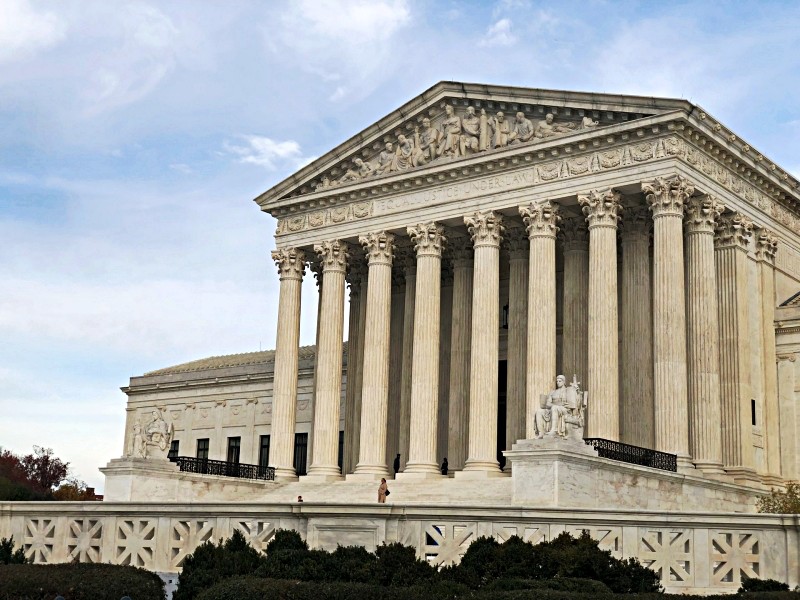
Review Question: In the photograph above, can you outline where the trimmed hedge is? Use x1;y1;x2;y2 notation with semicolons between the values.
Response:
0;563;165;600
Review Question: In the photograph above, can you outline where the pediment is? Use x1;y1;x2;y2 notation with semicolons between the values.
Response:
255;81;694;211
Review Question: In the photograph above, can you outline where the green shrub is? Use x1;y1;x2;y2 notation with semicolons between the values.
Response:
482;576;613;595
739;575;791;592
0;536;27;564
373;541;437;586
0;563;164;600
173;529;265;600
757;482;800;514
266;528;308;552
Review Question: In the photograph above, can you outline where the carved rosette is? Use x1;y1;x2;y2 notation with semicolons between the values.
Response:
714;212;754;250
407;222;446;257
684;195;725;235
755;227;779;264
558;216;589;252
619;205;651;240
643;175;695;218
465;210;505;248
313;239;350;273
519;200;560;239
271;248;306;281
504;227;529;259
578;189;622;229
359;231;395;266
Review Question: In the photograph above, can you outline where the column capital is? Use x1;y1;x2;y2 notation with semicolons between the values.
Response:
465;210;505;248
619;205;651;241
314;239;350;273
755;227;779;264
558;216;589;251
504;227;529;259
359;231;395;266
271;248;306;281
450;240;474;267
643;175;695;218
407;222;446;257
714;212;754;250
685;195;725;235
346;261;368;293
578;189;622;229
519;200;560;239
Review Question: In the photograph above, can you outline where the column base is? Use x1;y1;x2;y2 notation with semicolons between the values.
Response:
273;466;299;481
300;473;344;483
724;466;761;485
301;465;343;483
692;460;726;477
455;468;508;479
460;458;502;475
676;454;698;474
760;473;784;488
395;471;444;481
346;472;389;482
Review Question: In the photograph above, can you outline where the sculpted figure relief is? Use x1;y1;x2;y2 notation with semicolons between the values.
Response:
509;111;534;144
460;106;481;155
437;104;463;158
534;375;587;442
415;117;441;164
490;111;511;148
535;113;576;139
129;409;174;459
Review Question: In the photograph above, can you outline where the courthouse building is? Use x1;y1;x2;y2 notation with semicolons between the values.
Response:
4;82;800;592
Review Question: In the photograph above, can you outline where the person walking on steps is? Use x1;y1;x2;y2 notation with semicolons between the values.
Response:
378;477;389;503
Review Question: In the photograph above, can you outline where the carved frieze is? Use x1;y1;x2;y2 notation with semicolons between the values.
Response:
519;200;560;239
684;195;725;235
271;248;306;280
579;189;622;229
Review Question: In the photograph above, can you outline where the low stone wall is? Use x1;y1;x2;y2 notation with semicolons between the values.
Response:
1;501;797;596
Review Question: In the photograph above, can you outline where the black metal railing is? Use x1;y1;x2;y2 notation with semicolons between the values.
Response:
583;438;677;472
170;456;275;481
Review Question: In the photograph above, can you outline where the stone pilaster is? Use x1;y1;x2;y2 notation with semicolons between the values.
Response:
560;217;589;390
352;232;395;478
714;212;757;481
398;253;415;471
505;227;528;452
400;223;445;478
305;240;349;481
461;211;504;476
343;260;366;474
447;244;473;471
756;228;781;481
643;175;692;465
579;189;621;440
777;353;798;480
519;201;560;439
269;248;305;479
684;195;725;473
619;206;654;448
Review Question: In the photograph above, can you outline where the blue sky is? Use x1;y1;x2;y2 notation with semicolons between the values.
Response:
1;0;798;491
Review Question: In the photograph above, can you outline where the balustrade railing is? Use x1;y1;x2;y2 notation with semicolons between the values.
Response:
170;456;276;481
583;438;677;472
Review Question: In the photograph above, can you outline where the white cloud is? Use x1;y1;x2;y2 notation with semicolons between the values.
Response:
479;18;517;47
169;163;193;174
0;0;66;63
223;135;309;170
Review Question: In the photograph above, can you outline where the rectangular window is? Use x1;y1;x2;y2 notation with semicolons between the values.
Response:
751;399;757;426
259;435;271;468
294;433;308;476
227;437;241;464
337;430;344;473
168;440;179;460
196;438;209;460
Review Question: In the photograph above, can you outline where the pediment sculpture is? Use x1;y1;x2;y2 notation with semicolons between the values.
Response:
129;409;174;460
533;374;587;442
315;105;600;191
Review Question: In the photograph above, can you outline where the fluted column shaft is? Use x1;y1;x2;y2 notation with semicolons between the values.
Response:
644;176;692;461
560;218;589;388
398;260;416;471
505;229;528;451
354;232;395;477
447;248;473;470
685;196;725;471
620;207;654;448
756;230;781;478
270;248;305;479
306;240;349;480
386;281;405;465
462;211;504;475
402;223;445;476
579;189;621;439
343;262;365;474
520;202;559;439
437;276;453;464
715;212;756;478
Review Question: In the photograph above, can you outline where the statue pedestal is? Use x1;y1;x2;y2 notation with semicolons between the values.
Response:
100;457;180;502
504;438;763;512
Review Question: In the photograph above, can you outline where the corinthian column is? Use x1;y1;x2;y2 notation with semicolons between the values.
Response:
305;240;349;481
447;244;473;471
579;189;621;440
398;252;415;471
505;227;528;450
399;223;445;478
352;232;395;478
560;217;589;391
756;228;781;481
343;260;366;474
715;212;756;481
643;175;692;465
520;201;560;439
684;195;725;473
461;211;504;476
620;206;654;447
269;248;305;479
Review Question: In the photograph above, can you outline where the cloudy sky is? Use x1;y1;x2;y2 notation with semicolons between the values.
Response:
1;0;798;491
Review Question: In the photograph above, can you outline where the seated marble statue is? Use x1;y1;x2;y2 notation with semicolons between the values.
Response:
130;409;174;459
534;113;576;139
534;375;587;441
